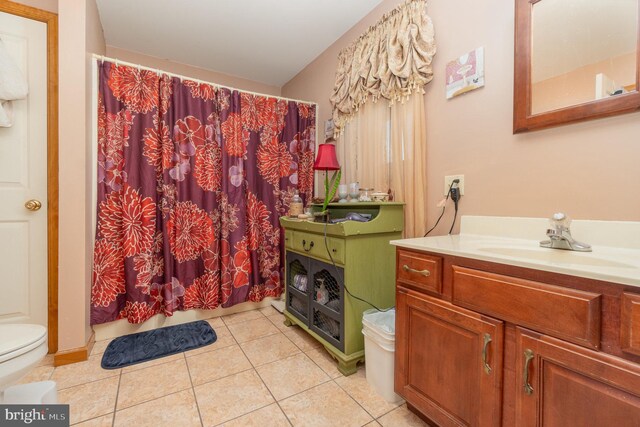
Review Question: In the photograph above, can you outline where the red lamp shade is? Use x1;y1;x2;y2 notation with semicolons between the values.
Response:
313;143;340;170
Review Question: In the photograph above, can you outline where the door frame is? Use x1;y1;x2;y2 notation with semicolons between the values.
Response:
0;1;59;354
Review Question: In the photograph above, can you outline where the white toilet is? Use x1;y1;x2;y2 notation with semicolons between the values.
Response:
0;324;57;403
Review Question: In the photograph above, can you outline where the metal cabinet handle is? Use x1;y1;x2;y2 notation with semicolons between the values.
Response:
523;349;535;395
402;264;430;277
302;239;314;252
482;333;492;374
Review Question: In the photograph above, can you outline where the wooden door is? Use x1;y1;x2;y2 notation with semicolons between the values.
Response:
395;288;504;426
0;10;48;327
515;328;640;427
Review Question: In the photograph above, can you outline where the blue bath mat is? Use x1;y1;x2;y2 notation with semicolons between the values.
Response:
101;320;216;369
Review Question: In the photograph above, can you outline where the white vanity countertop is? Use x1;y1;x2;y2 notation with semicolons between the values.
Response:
390;216;640;288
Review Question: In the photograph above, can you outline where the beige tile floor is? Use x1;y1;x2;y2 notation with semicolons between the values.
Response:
22;306;429;427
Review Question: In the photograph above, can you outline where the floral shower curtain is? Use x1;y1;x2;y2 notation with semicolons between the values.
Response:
91;62;316;325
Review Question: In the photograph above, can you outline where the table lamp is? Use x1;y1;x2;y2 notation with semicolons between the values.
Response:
313;139;341;217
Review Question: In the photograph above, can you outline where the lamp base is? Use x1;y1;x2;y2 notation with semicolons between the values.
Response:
313;211;330;223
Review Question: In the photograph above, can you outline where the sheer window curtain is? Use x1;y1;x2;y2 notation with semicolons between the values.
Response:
390;92;427;238
340;92;427;237
341;100;390;193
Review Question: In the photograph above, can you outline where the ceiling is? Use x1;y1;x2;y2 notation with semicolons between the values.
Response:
95;0;383;87
532;0;638;82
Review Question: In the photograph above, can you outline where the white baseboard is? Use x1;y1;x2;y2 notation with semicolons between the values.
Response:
93;298;275;341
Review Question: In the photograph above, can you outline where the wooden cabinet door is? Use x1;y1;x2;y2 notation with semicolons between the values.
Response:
515;328;640;427
395;288;504;427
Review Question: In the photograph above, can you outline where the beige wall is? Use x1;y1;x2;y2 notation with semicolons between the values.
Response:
85;0;105;345
533;52;636;113
54;0;106;351
282;0;640;236
105;46;281;97
10;0;57;12
57;0;89;351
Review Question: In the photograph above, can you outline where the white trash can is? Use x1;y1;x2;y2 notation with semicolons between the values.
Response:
362;309;404;403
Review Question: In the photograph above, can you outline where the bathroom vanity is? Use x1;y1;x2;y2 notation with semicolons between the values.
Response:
391;216;640;426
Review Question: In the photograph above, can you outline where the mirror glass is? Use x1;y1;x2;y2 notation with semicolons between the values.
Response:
531;0;638;115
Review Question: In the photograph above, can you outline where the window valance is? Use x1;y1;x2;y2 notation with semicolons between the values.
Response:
330;0;436;134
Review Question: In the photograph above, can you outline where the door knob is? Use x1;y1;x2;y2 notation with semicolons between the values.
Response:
24;199;42;211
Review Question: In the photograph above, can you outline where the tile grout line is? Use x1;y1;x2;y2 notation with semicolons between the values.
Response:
332;375;382;421
234;334;294;427
191;366;255;391
220;310;268;328
229;330;281;346
329;366;405;423
112;361;194;413
329;377;376;425
46;366;54;381
282;330;324;354
185;337;240;361
111;369;122;427
374;403;406;423
119;352;187;372
108;387;196;421
54;370;121;393
185;329;238;358
210;401;282;427
250;353;334;422
183;351;205;427
246;312;344;423
252;376;295;426
238;332;302;368
67;413;112;427
224;313;288;345
297;343;340;381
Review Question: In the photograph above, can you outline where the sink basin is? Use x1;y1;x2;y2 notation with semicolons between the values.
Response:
477;247;636;269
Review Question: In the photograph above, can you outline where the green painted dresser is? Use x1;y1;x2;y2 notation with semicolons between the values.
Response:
279;202;404;375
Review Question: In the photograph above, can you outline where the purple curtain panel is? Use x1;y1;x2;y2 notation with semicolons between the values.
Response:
91;62;316;325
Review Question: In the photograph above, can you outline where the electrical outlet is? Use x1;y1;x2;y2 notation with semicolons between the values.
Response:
444;175;465;196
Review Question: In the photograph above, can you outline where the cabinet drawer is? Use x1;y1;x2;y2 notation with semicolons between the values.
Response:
621;293;640;356
396;249;442;294
284;229;294;249
292;231;345;265
452;266;601;349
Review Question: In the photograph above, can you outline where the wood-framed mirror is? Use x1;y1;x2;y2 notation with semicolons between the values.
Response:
514;0;640;133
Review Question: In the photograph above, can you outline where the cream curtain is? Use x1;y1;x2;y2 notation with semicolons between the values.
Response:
330;0;435;134
342;100;390;193
390;92;427;237
340;92;427;237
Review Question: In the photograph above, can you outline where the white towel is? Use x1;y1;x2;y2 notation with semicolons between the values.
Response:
0;39;29;127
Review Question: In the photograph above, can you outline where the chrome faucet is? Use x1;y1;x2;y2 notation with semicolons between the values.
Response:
540;213;592;252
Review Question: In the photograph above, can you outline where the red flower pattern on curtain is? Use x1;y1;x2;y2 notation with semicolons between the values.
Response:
92;62;316;325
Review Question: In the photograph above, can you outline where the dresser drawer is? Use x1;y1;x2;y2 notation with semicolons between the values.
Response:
292;231;345;265
452;266;601;349
396;249;442;294
284;229;294;249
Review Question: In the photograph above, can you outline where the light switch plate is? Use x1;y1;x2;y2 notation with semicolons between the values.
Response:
444;175;465;196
